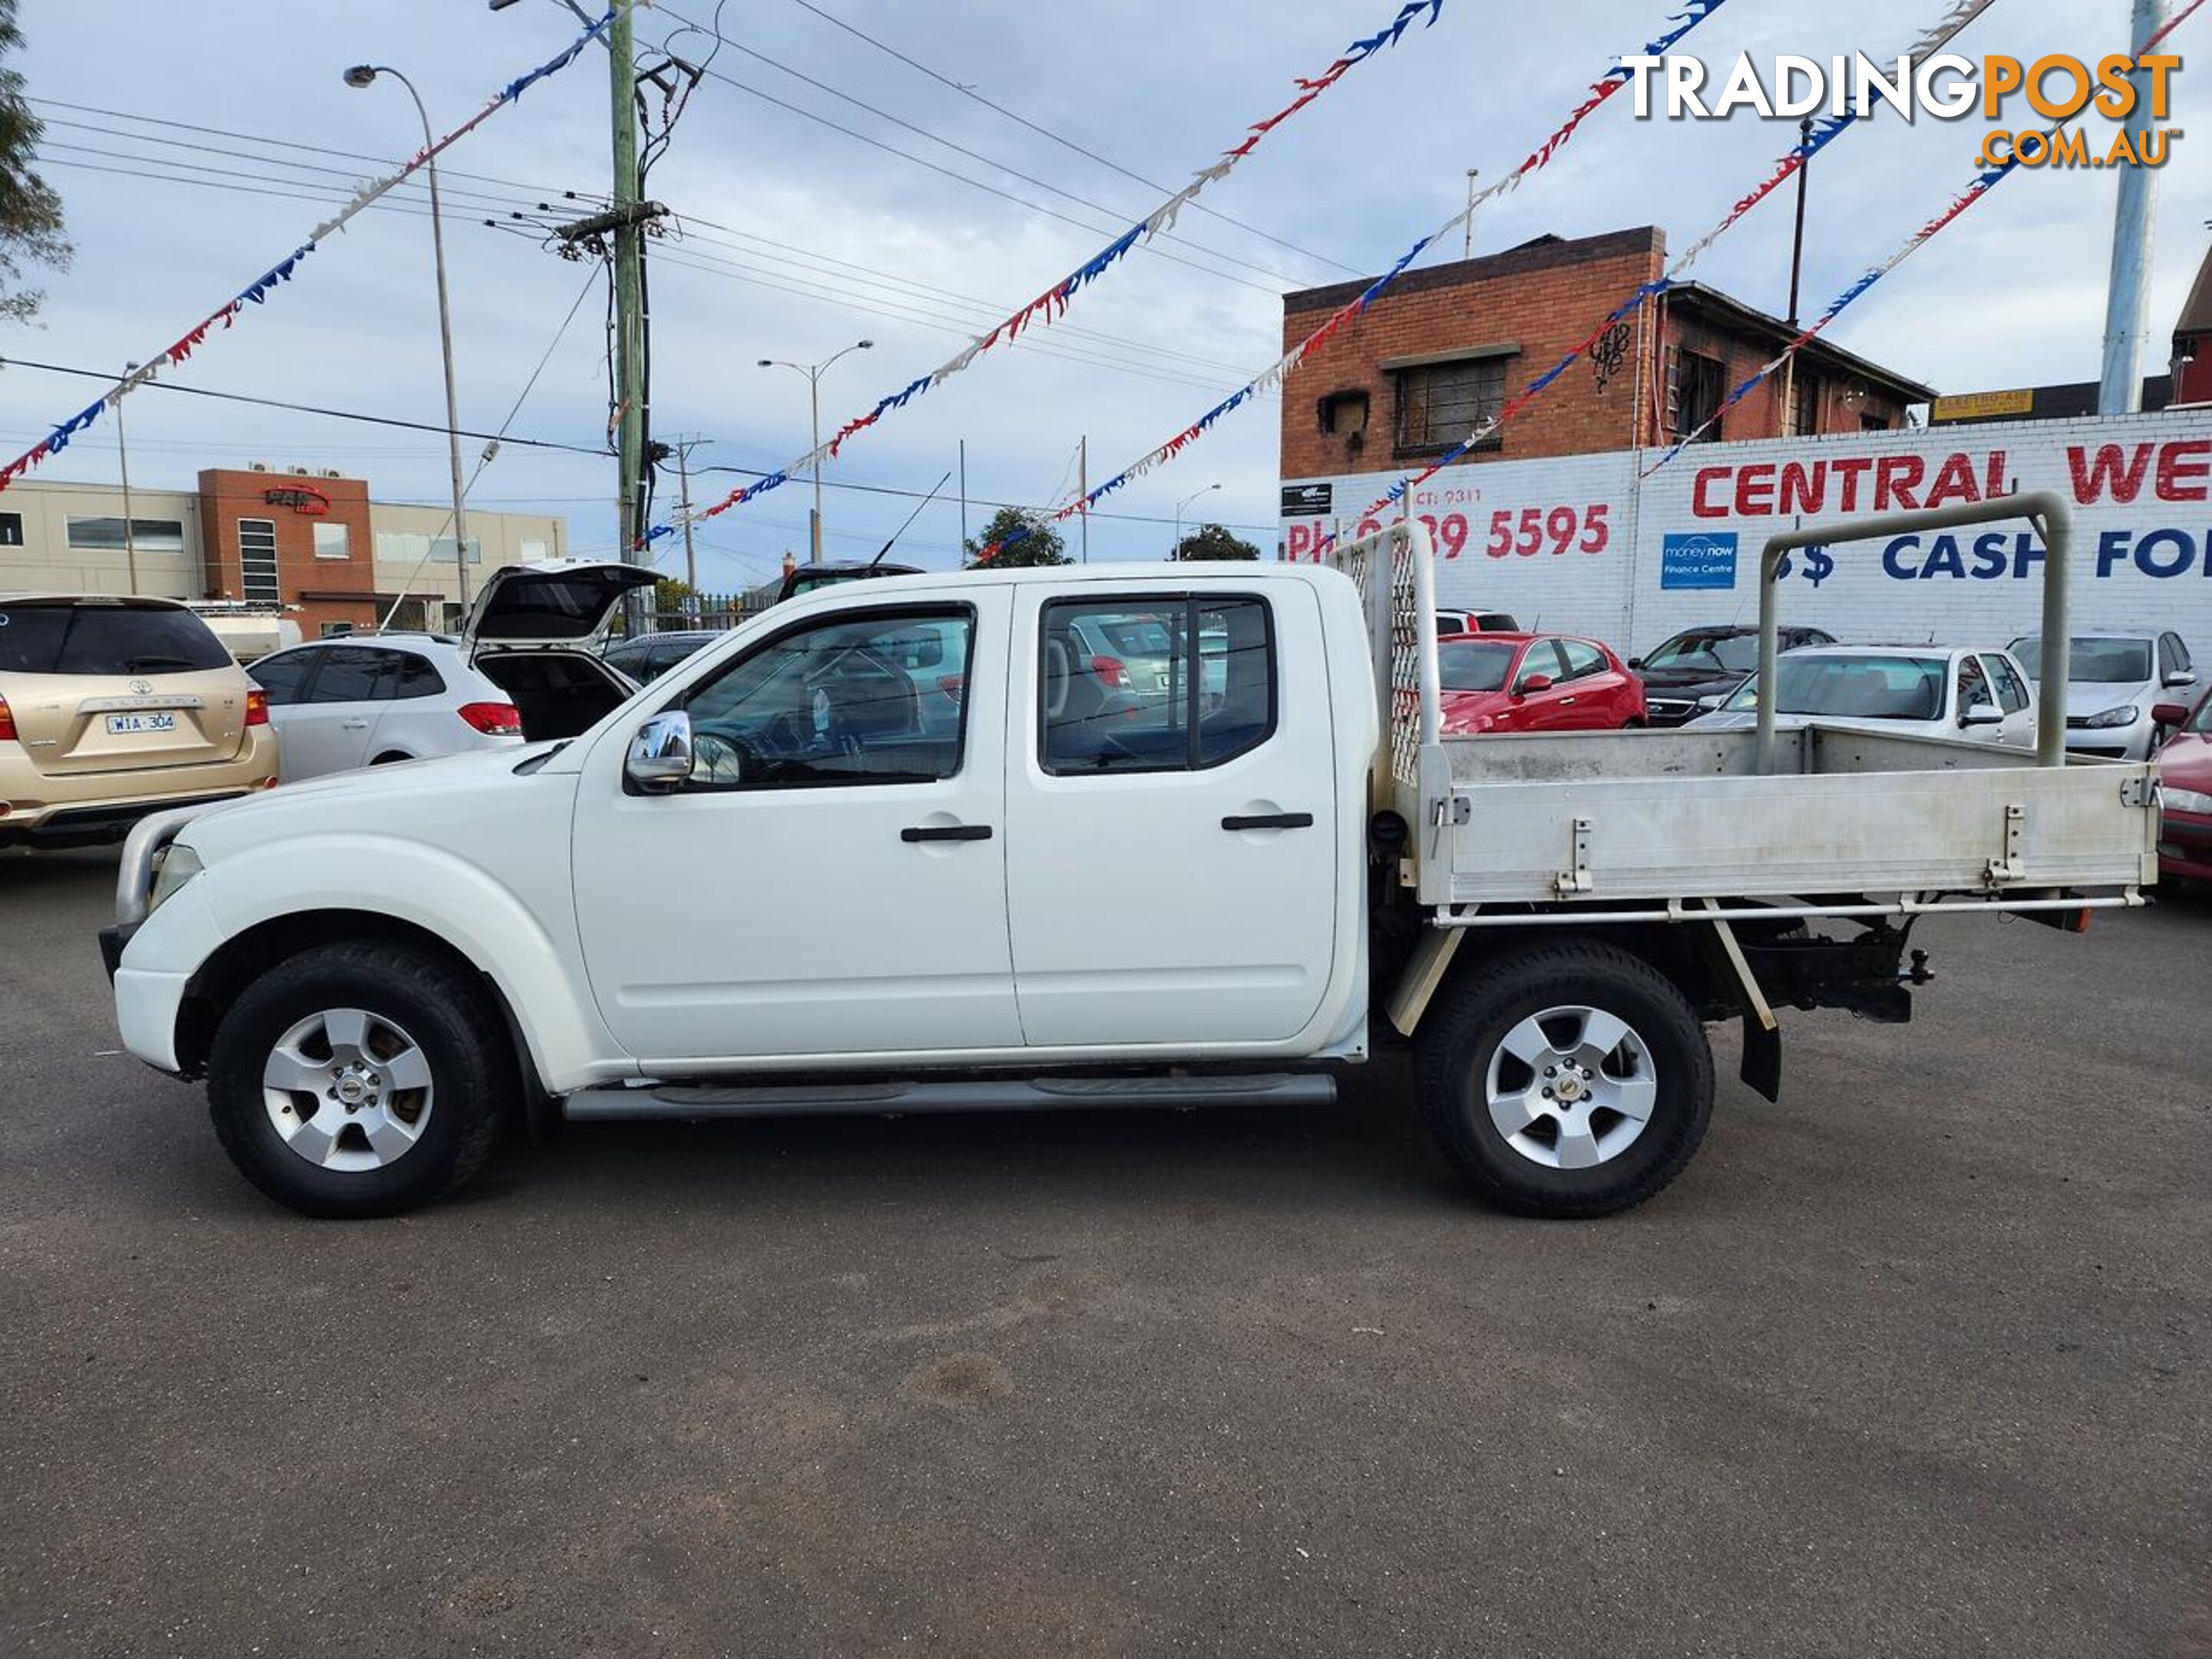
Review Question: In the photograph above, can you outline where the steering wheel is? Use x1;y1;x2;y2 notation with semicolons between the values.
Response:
689;730;753;786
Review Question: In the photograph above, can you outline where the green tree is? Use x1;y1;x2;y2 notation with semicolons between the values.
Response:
0;0;70;326
1173;522;1260;561
653;577;697;611
965;504;1068;568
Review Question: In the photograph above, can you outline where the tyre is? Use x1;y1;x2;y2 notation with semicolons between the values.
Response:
206;940;514;1218
1417;939;1713;1219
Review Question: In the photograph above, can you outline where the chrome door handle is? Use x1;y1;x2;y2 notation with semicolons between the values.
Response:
1558;697;1577;706
902;823;992;843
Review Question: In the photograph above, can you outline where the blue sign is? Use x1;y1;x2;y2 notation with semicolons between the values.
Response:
1661;531;1738;590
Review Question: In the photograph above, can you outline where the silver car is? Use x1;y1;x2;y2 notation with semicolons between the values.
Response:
247;561;648;781
1687;644;2038;747
2005;631;2197;761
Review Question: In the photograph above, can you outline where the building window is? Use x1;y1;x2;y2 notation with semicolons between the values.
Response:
65;515;186;555
319;621;356;638
1787;372;1820;437
373;530;482;568
313;522;350;560
0;512;21;547
1318;389;1369;435
1860;412;1890;432
238;517;280;604
1671;350;1727;443
1395;358;1507;456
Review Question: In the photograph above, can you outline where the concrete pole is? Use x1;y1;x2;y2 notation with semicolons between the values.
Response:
809;368;823;564
609;2;647;557
116;363;140;595
2099;0;2166;416
1078;435;1088;564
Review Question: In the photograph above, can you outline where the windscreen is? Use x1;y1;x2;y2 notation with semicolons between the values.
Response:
2007;636;2151;684
1724;655;1946;720
1438;640;1515;692
1644;632;1758;674
0;601;231;674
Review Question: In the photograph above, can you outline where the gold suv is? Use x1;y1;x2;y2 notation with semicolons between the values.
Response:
0;594;278;849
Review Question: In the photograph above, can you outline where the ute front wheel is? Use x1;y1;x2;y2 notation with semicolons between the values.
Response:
207;941;513;1218
1418;939;1713;1218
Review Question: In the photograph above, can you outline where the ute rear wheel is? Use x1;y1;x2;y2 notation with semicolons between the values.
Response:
1417;939;1713;1218
207;940;513;1218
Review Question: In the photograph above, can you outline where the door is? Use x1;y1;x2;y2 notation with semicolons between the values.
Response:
1003;584;1337;1049
1553;636;1628;730
570;592;1021;1065
254;645;394;781
1507;638;1578;730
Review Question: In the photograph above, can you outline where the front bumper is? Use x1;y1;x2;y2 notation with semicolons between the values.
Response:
98;921;139;982
2157;809;2212;881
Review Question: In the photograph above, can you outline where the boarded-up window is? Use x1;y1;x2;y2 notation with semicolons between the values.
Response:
1395;358;1507;455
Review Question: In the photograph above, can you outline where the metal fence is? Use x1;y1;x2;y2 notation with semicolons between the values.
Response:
614;590;777;640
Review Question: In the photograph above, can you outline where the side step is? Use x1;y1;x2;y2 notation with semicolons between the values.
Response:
561;1072;1336;1122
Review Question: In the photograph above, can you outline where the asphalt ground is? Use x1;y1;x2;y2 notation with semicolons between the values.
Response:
2;844;2207;1658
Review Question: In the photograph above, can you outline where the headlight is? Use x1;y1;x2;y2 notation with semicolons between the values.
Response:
2164;786;2212;815
2079;704;2140;730
147;843;204;916
1695;694;1728;711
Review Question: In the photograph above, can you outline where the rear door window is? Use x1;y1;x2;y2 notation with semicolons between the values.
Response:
1040;595;1274;774
1557;638;1608;681
0;602;231;675
1955;654;1992;716
1515;640;1568;689
306;647;399;704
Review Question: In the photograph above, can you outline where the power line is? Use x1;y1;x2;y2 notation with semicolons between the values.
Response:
38;114;1271;382
779;0;1361;278
647;41;1283;298
28;96;609;204
0;356;611;455
654;3;1309;290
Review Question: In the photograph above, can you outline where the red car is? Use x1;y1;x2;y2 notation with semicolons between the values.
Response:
2152;689;2212;882
1437;632;1647;735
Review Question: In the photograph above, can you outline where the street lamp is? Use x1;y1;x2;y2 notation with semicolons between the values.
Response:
345;63;471;608
759;339;873;563
1173;482;1221;559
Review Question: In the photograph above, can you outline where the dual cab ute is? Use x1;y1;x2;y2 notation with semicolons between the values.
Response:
103;498;2158;1219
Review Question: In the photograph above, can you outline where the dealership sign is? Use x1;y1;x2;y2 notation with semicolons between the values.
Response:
1280;409;2212;654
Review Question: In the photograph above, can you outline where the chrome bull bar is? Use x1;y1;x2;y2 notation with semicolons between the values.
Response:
114;802;227;928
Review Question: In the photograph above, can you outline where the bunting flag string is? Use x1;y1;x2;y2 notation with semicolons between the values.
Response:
1309;0;2003;546
661;0;1449;544
0;7;616;496
975;0;1743;562
1644;0;2209;473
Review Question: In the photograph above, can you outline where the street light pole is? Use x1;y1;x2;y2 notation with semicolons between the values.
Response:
1173;482;1221;559
345;64;471;607
760;340;872;563
116;360;140;595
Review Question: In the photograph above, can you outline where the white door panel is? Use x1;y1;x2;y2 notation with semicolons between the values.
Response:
1004;584;1337;1048
570;590;1018;1064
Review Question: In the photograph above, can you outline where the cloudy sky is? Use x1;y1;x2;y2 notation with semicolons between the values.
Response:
8;0;2209;588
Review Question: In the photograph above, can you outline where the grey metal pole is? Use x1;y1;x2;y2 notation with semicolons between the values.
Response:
677;442;698;594
1463;169;1478;260
1754;493;2074;774
808;368;823;564
116;362;140;596
2099;0;2166;415
959;438;968;560
387;71;471;604
1078;435;1088;564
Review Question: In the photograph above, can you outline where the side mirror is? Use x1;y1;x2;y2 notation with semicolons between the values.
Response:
1961;701;2005;727
625;710;694;792
1519;674;1555;695
2153;701;2190;730
2164;668;2197;688
1627;657;1644;671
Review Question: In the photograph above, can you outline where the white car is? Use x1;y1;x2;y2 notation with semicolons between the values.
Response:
2005;631;2197;761
248;561;650;781
1686;644;2038;747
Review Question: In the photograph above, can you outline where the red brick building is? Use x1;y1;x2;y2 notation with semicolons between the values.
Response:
197;468;379;635
1280;227;1932;483
2169;242;2212;407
